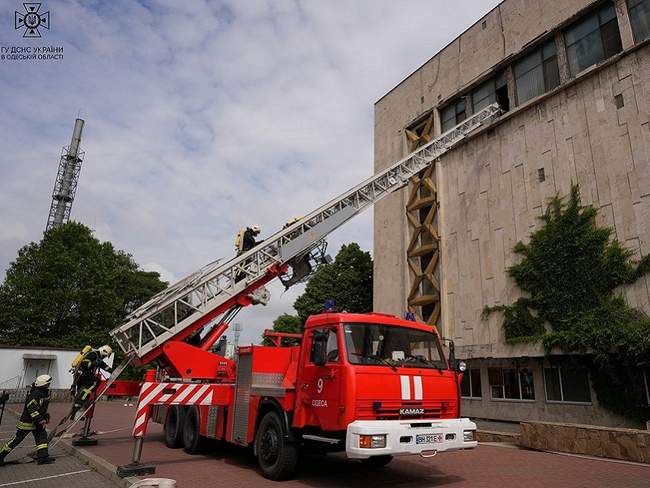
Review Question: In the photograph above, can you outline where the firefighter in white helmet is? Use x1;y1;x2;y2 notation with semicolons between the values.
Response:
0;375;54;465
70;345;113;417
235;225;261;255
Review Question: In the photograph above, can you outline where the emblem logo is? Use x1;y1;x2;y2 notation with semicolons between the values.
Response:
15;3;50;38
399;408;425;416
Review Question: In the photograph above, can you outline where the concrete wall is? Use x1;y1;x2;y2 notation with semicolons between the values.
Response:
439;49;650;358
0;347;79;390
373;0;606;321
374;0;650;362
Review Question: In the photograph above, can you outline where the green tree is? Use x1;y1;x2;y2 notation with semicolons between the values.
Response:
0;222;167;350
293;243;373;323
483;185;650;418
262;313;302;346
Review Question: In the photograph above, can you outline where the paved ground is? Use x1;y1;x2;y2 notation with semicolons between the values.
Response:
0;406;115;488
36;402;650;488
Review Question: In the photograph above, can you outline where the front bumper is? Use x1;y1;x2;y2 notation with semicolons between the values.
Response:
346;418;477;459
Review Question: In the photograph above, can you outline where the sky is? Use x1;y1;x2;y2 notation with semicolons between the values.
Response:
0;0;501;346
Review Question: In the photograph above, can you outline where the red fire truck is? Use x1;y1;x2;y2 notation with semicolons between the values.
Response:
145;313;474;479
111;104;500;479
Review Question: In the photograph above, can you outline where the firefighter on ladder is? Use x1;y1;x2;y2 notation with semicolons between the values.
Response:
0;375;55;466
235;225;261;282
70;345;113;418
235;225;261;255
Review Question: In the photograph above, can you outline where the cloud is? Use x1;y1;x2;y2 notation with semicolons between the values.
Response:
0;0;501;346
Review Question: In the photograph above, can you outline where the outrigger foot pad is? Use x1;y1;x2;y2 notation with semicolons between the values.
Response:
117;462;156;477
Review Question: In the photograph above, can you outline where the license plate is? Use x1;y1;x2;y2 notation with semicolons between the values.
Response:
416;433;443;445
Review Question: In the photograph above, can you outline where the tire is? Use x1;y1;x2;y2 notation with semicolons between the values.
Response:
164;406;185;449
182;407;205;454
255;410;299;480
360;455;393;467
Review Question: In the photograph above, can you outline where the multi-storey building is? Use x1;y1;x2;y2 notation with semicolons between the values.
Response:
373;0;650;427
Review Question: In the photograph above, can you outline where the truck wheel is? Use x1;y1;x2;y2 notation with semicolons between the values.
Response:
164;406;184;449
255;411;299;480
182;407;205;454
361;455;393;467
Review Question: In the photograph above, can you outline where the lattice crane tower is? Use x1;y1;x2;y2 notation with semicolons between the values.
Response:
46;118;85;231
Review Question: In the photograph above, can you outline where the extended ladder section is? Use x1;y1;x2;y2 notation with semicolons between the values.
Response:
110;103;501;361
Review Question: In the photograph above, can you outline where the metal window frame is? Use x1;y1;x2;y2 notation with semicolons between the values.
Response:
489;367;535;401
543;366;593;405
460;367;483;400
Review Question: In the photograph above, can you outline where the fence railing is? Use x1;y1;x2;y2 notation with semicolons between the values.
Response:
2;388;72;404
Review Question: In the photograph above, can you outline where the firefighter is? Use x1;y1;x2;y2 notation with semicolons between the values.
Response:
70;345;113;417
235;225;261;255
0;375;55;466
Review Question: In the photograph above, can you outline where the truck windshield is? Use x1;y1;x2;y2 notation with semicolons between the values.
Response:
343;323;447;370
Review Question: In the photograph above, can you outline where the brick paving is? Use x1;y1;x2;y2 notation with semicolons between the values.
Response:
0;405;115;488
39;401;650;488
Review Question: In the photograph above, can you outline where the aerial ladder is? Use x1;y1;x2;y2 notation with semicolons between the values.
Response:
109;103;501;373
46;105;500;461
102;104;500;475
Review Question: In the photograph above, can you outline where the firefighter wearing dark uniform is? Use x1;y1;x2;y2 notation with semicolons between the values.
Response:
71;345;112;417
0;375;55;465
236;225;261;255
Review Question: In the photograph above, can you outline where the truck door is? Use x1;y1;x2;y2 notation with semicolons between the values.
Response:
299;327;343;431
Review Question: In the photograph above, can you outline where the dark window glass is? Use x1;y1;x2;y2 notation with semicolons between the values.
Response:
544;368;562;401
325;330;339;362
461;371;472;397
628;0;650;42
514;40;560;104
564;3;622;76
561;368;591;402
488;367;504;399
441;104;456;132
488;367;534;400
471;368;482;398
645;369;650;405
472;79;496;112
520;368;535;400
441;98;467;133
544;367;591;403
461;368;482;398
503;368;521;399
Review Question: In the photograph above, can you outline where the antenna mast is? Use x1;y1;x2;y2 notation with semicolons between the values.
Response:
46;118;85;231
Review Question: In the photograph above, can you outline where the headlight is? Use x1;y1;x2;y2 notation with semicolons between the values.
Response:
458;361;467;372
359;434;387;448
463;430;475;442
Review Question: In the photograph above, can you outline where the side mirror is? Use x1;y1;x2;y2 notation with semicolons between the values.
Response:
448;340;459;372
312;330;328;367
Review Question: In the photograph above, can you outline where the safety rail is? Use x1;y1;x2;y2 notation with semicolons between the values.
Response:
110;104;501;360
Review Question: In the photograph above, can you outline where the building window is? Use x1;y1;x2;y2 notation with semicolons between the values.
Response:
441;98;467;133
471;72;509;113
564;2;622;76
461;368;482;398
514;39;560;104
544;367;592;403
488;367;535;400
628;0;650;42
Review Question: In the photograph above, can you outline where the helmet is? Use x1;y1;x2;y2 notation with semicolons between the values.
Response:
251;225;261;234
98;345;113;358
34;375;52;388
